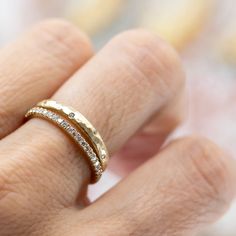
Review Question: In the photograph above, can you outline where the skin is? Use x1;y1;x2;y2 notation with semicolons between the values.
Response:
0;19;235;236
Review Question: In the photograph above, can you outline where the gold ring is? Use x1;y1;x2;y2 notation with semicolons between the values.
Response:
37;99;109;170
25;100;109;183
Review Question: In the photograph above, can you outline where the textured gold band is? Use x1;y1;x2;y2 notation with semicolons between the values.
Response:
37;99;109;170
25;106;104;183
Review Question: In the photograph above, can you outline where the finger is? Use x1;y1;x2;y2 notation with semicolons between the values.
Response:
74;137;236;236
0;19;93;138
0;29;184;219
52;30;185;154
110;89;185;176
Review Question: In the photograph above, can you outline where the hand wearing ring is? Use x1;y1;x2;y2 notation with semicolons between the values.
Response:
0;20;235;236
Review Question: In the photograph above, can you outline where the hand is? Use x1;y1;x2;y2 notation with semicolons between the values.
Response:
0;19;235;236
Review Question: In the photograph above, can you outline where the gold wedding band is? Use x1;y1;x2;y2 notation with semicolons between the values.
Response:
25;100;109;183
37;100;109;169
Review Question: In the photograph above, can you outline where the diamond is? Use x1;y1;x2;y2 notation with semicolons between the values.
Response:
52;114;59;121
91;158;97;164
66;125;72;131
94;161;100;167
89;153;97;160
57;118;63;123
68;112;75;119
81;141;87;147
69;128;76;135
47;112;54;118
61;121;68;128
61;120;65;125
83;144;89;151
95;165;102;171
75;134;82;141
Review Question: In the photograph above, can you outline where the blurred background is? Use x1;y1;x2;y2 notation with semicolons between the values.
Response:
0;0;236;235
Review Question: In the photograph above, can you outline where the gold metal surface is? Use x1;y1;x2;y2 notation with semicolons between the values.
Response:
37;99;109;171
25;106;103;183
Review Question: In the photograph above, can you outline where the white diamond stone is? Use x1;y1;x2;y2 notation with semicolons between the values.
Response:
69;128;75;135
57;118;63;123
94;161;100;167
75;136;80;142
95;165;101;171
52;114;58;121
61;121;68;128
68;112;75;119
90;153;97;161
81;141;87;147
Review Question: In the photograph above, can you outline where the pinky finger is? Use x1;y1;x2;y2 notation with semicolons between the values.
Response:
77;137;236;235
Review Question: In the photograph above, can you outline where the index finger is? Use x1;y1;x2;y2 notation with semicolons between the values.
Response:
0;19;92;138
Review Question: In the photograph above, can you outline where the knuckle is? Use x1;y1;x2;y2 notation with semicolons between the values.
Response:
31;19;92;63
178;136;233;204
110;29;185;97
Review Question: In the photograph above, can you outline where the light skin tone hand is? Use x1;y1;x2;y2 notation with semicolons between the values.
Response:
0;19;235;236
